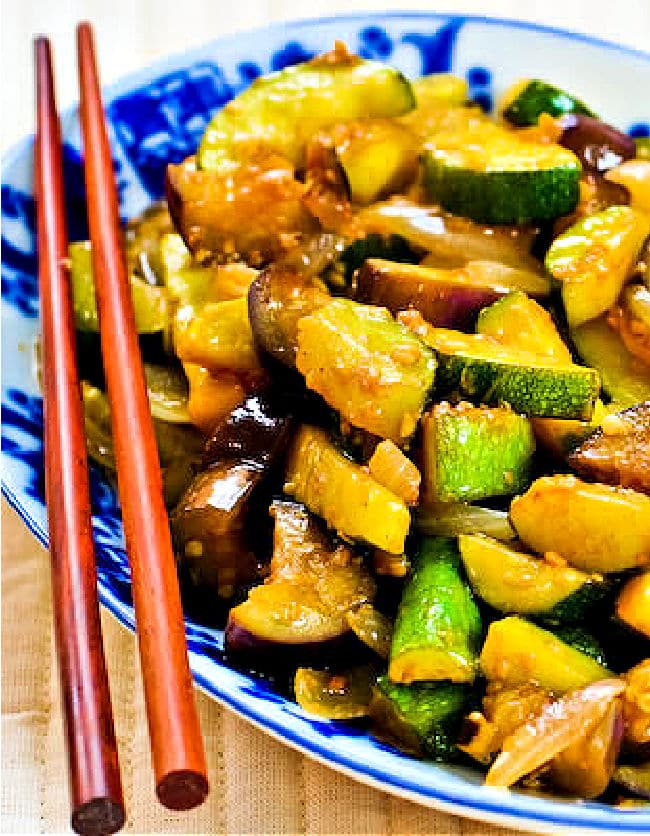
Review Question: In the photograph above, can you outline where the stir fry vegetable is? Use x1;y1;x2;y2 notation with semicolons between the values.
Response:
71;46;650;804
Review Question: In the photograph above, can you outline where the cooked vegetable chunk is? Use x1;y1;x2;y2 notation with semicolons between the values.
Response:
510;475;650;573
166;154;317;265
284;425;411;554
480;617;611;692
198;45;414;172
389;538;482;684
346;605;393;659
355;260;548;329
476;291;572;365
545;206;650;327
370;676;469;760
421;402;534;503
423;122;581;223
558;114;637;174
485;679;624;791
69;240;168;334
172;392;294;600
531;399;609;461
368;440;420;506
353;200;544;272
458;534;607;624
175;297;261;374
331;119;418;205
248;236;336;366
502;79;595;126
616;572;650;639
294;666;376;719
296;299;437;442
572;316;650;408
416;503;516;541
399;313;600;420
569;401;650;494
227;501;375;653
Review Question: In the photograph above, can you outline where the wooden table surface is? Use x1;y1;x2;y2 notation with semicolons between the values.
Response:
2;2;648;833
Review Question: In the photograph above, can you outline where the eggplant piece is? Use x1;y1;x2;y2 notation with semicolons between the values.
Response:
356;259;549;329
558;114;637;174
171;391;294;609
226;501;375;661
569;402;650;495
247;235;341;366
165;154;317;266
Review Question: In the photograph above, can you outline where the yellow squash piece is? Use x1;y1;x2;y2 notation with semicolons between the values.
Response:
480;616;610;693
296;299;436;442
184;363;247;434
284;425;410;554
605;160;650;213
616;571;650;639
175;297;261;374
510;475;650;573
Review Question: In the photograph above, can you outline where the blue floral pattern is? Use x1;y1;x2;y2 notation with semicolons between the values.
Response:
3;14;650;833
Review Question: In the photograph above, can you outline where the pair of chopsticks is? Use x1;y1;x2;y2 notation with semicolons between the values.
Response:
34;23;208;834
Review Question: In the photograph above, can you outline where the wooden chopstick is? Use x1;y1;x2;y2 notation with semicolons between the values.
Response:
75;21;209;810
34;36;126;836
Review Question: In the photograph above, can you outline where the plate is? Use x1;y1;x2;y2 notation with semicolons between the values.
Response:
3;13;650;834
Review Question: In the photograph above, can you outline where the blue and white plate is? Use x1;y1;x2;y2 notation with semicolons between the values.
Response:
3;13;649;834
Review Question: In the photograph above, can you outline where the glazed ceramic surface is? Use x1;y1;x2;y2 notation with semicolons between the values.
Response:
3;14;649;834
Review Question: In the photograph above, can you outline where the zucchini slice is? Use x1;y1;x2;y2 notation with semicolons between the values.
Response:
423;123;581;224
510;475;650;573
421;402;534;503
296;299;437;443
294;666;375;719
331;119;418;205
198;46;415;172
480;616;610;693
284;425;411;555
476;291;572;366
356;259;549;329
370;675;469;760
502;79;596;127
399;315;600;420
571;316;650;408
458;534;607;624
389;537;482;685
545;206;650;328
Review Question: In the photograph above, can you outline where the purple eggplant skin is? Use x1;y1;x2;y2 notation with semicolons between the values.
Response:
559;114;637;174
225;501;376;664
247;235;341;367
202;389;295;468
172;391;295;607
355;259;506;328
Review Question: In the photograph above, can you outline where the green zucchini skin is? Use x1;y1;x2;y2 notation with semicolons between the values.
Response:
198;54;415;172
457;534;608;625
423;156;581;224
334;233;420;286
503;80;596;127
551;625;609;668
370;676;470;761
434;351;600;420
389;538;482;685
422;404;534;503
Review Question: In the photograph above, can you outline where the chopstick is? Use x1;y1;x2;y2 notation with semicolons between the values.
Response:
34;37;125;836
75;21;209;810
